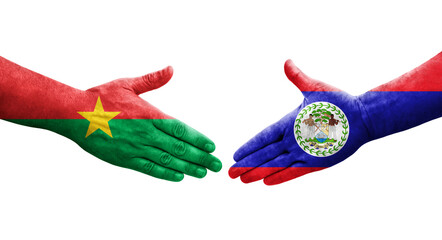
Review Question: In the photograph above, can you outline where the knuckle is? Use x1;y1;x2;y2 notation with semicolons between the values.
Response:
145;131;154;141
173;141;186;156
159;152;172;166
142;162;155;174
173;122;186;138
183;162;191;173
193;137;202;148
163;169;174;180
143;130;157;144
141;74;154;88
198;152;209;166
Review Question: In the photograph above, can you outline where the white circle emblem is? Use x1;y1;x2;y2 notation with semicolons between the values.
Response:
294;102;349;157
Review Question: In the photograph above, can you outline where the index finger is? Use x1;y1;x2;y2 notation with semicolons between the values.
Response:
233;123;283;162
153;119;215;153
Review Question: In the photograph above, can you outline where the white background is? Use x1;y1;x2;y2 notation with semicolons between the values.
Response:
1;1;441;239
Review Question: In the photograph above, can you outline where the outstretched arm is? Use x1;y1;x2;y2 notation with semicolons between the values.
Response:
0;56;222;182
230;52;442;185
359;52;442;140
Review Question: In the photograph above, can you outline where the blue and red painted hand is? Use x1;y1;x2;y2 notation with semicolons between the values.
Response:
229;52;442;185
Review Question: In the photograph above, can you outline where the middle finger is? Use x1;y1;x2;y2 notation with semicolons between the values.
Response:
151;131;222;172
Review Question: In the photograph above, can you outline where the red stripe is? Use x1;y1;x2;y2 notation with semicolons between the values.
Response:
297;82;341;92
229;167;326;184
284;59;342;92
0;57;171;119
263;167;325;185
370;52;442;92
240;167;286;183
228;167;254;179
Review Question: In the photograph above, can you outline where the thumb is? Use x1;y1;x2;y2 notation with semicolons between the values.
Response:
284;59;340;95
128;66;174;95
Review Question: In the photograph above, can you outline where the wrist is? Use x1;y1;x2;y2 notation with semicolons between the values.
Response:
355;95;377;142
358;52;442;141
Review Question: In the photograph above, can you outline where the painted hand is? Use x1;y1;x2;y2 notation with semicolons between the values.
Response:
229;60;371;185
49;67;222;182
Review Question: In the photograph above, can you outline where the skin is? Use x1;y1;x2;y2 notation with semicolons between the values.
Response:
230;53;442;185
302;115;315;126
79;70;222;181
329;114;339;126
0;58;222;182
229;60;371;185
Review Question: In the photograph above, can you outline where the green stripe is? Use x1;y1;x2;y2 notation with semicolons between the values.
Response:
6;119;221;181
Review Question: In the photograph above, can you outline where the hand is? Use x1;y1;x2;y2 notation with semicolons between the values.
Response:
50;66;222;182
229;60;371;185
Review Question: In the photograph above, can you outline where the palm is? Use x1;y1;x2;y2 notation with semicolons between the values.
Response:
54;66;222;182
229;60;370;185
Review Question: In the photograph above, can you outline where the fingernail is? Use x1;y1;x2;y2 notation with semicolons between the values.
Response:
196;168;207;178
210;161;222;172
204;143;215;152
174;172;184;181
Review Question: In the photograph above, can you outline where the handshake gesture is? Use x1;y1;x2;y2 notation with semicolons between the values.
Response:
1;52;441;184
231;53;442;184
229;60;369;185
0;58;221;182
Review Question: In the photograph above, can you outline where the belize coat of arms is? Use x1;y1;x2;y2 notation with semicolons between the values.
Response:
294;102;349;157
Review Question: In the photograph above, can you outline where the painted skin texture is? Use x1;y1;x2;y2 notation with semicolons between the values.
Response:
0;57;222;182
230;52;442;185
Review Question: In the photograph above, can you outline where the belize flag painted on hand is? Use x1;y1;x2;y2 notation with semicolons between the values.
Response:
229;52;442;185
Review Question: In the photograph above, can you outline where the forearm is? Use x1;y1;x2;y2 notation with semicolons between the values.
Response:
0;56;88;128
358;52;442;140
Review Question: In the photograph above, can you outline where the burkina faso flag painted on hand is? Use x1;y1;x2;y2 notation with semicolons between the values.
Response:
0;57;222;181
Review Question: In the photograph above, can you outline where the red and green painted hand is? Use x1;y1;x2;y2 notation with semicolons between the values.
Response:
0;57;222;182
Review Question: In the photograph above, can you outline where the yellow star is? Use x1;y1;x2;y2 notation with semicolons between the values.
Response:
78;97;120;138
